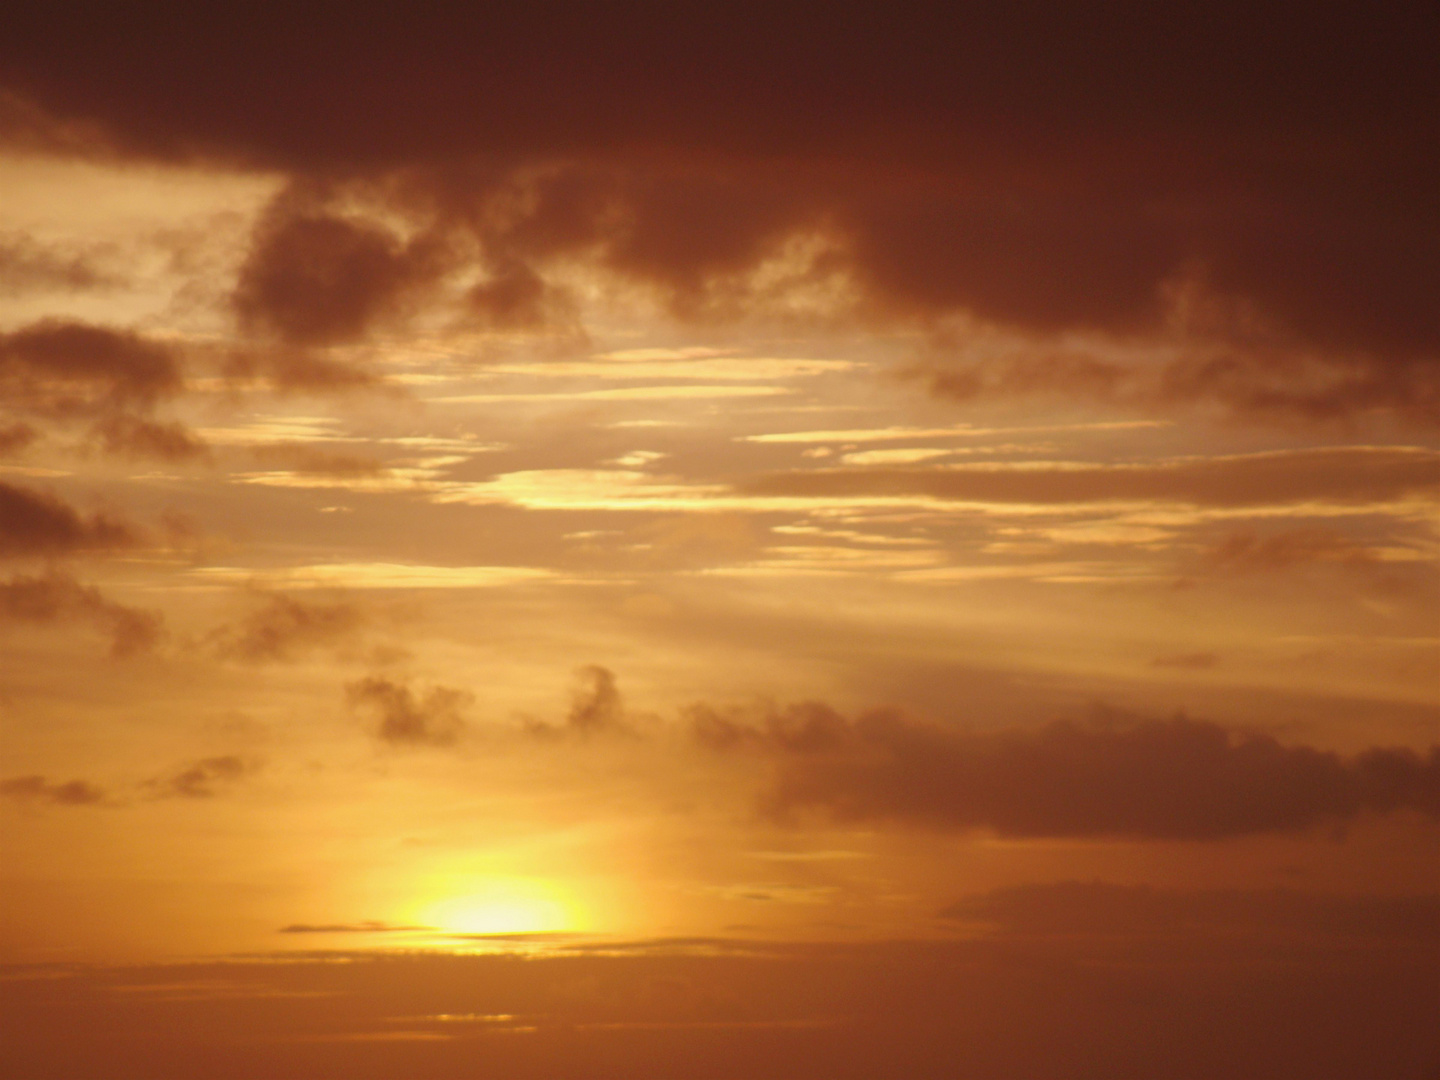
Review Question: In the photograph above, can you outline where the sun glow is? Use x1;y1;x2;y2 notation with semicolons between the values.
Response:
414;877;583;936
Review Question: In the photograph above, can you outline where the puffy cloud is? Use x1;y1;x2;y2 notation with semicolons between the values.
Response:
0;319;180;406
738;447;1440;508
0;320;205;460
208;592;365;662
526;664;630;739
0;774;107;806
0;569;163;657
697;704;1440;839
144;755;257;799
232;193;450;347
567;664;624;734
345;675;469;746
0;480;138;556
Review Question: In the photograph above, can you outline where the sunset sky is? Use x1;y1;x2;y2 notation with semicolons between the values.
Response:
1;5;1437;1077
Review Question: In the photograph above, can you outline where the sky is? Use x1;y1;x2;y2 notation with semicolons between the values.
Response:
0;5;1437;1077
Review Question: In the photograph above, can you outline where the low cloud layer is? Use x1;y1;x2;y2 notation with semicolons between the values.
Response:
694;704;1440;839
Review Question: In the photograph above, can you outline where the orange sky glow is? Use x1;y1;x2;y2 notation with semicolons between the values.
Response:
0;6;1436;1078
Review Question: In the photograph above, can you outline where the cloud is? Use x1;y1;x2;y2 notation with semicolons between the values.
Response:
696;704;1440;839
0;319;205;460
0;421;38;456
233;191;449;348
0;232;114;292
3;9;1434;423
526;665;629;739
1192;528;1379;575
0;569;163;657
246;443;387;477
0;774;107;806
0;319;181;406
0;480;139;556
208;592;365;662
278;921;433;934
738;447;1440;508
88;414;207;461
144;755;257;799
913;341;1440;431
941;882;1440;943
345;675;470;746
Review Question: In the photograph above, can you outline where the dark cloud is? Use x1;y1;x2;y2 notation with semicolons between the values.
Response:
0;319;180;405
567;665;624;734
739;447;1440;508
0;421;38;456
345;675;469;746
0;569;163;657
941;882;1440;943
1;6;1434;422
0;480;138;556
144;755;257;799
0;774;107;806
209;592;365;662
233;192;449;347
527;665;629;739
697;704;1440;839
914;344;1440;430
0;320;206;460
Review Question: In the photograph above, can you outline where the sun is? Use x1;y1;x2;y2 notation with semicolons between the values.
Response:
414;877;581;936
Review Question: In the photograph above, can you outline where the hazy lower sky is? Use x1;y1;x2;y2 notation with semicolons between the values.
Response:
1;6;1436;1077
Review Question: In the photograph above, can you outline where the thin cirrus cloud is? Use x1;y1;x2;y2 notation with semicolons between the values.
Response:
0;7;1434;424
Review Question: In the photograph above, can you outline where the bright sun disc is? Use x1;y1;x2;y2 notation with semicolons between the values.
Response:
416;878;580;936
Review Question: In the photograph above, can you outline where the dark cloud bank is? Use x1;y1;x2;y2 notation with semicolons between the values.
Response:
693;702;1440;839
1;4;1435;424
